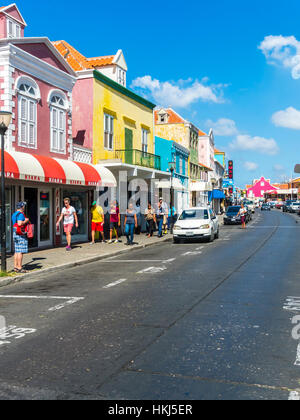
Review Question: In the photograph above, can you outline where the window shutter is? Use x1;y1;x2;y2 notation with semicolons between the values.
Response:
29;124;35;146
21;98;27;120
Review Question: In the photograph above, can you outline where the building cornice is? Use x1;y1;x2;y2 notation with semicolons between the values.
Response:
93;70;156;111
0;44;76;92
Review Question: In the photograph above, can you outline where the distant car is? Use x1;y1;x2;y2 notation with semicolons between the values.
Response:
224;206;242;225
289;202;300;213
276;202;284;209
261;203;271;211
173;207;219;243
282;200;296;212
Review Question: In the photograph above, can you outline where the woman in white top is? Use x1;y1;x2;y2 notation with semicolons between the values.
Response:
56;198;79;251
238;203;247;229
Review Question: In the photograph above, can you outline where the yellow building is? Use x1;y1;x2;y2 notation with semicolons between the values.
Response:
53;41;170;209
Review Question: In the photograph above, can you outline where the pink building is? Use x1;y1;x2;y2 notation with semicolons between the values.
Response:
0;4;116;251
247;177;278;199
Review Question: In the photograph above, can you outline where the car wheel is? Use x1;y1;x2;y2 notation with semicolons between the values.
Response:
215;229;220;239
173;238;180;244
208;231;214;242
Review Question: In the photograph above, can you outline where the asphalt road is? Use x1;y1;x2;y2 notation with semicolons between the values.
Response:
0;209;300;400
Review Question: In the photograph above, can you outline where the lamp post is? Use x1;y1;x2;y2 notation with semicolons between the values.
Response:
168;160;175;234
0;111;12;273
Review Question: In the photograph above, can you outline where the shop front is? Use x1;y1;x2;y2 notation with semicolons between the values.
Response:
0;151;116;252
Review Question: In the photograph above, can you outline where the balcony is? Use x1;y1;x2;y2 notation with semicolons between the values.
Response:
114;149;161;171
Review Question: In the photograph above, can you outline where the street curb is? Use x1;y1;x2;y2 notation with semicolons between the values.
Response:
0;236;172;289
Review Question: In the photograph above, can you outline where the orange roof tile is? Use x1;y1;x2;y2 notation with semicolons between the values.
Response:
199;129;207;136
52;40;116;72
199;162;213;171
214;148;224;154
154;108;186;124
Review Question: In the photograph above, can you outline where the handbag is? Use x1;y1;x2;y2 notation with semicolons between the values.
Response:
14;211;32;237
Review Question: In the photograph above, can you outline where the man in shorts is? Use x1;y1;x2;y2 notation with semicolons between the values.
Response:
91;201;105;244
56;198;79;251
12;201;29;273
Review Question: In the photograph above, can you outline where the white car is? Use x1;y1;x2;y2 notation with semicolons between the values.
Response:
173;207;219;243
289;202;300;213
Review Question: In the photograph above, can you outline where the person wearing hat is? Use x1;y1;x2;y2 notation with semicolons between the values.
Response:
91;200;105;244
12;202;29;273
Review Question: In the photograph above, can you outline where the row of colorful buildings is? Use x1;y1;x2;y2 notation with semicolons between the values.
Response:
0;4;228;252
246;176;300;200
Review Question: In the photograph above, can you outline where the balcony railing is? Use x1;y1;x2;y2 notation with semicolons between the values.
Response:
115;149;161;170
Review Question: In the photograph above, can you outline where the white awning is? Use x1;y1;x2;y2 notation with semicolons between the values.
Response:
155;178;186;191
190;181;212;192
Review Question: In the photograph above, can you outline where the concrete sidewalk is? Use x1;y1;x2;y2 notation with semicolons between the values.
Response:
1;233;172;288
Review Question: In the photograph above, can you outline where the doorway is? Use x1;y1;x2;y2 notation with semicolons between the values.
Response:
23;187;53;248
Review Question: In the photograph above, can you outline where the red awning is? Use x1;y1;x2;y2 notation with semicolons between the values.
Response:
0;151;116;187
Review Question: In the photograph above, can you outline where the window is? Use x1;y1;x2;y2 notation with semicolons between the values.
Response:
180;158;183;174
7;19;21;38
49;92;67;153
17;79;39;149
142;129;148;153
117;68;126;86
261;182;265;186
104;114;114;150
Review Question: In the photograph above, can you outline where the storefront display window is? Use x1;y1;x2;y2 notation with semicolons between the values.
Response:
0;188;11;251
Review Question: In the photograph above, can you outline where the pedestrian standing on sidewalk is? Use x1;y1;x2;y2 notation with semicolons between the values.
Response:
108;200;121;243
237;203;247;229
12;202;29;273
56;198;78;251
124;202;137;245
161;198;169;235
155;198;165;238
144;203;156;237
91;201;105;244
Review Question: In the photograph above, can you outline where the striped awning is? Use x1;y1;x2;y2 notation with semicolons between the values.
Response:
0;151;116;187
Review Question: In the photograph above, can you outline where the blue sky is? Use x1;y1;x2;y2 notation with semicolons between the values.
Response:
11;0;300;187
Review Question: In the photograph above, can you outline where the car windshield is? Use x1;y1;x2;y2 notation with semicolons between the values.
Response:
227;206;241;214
179;209;209;220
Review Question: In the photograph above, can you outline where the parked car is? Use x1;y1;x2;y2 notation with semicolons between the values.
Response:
243;200;255;213
282;200;296;212
276;202;284;209
224;206;242;225
244;205;252;222
173;207;219;243
289;202;300;213
261;203;271;211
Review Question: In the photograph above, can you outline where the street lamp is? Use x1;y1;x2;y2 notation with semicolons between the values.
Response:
0;111;12;273
168;160;175;234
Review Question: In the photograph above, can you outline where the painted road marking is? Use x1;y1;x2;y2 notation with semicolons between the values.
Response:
182;251;202;256
295;343;300;366
0;295;84;312
289;391;300;400
137;266;167;274
0;326;37;347
103;279;127;289
283;297;300;312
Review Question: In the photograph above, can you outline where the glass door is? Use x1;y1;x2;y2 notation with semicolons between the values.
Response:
38;189;52;247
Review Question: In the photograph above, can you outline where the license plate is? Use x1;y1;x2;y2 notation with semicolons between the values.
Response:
186;231;194;236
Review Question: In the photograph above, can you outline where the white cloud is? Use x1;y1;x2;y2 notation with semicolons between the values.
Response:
244;161;259;171
259;35;300;79
131;76;224;108
230;134;279;155
206;118;238;136
272;107;300;129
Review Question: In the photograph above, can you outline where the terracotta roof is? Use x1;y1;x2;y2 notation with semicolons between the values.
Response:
214;148;224;154
155;108;186;124
52;40;116;72
199;129;207;136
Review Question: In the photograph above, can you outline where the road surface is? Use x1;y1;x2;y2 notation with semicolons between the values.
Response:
0;209;300;400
